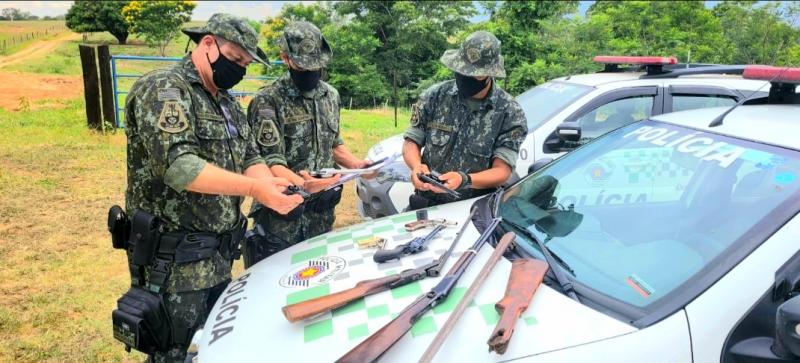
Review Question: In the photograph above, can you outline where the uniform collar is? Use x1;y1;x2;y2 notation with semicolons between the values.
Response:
447;79;497;110
279;73;328;99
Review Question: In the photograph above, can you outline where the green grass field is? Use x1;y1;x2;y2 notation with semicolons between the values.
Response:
0;95;408;362
0;20;68;55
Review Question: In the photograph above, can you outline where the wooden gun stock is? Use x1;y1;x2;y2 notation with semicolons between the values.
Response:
487;259;549;354
282;274;401;323
337;295;431;363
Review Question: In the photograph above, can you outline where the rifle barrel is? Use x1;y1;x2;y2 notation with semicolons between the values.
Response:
337;218;501;363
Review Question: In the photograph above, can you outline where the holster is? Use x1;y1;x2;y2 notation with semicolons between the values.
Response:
243;224;290;268
408;192;431;211
112;286;170;354
309;186;343;213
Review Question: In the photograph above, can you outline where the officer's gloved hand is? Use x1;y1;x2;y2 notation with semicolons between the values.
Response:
411;164;432;191
299;170;340;194
251;177;303;215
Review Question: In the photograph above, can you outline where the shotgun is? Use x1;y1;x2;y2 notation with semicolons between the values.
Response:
281;209;477;323
336;217;502;363
419;231;517;363
487;258;550;354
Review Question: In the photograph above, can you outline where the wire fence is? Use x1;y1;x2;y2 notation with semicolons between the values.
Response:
0;25;68;54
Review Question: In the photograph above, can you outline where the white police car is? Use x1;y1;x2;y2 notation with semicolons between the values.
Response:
189;66;800;363
357;56;772;218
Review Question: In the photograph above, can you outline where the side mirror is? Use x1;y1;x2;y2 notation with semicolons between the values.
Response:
773;295;800;358
528;158;553;175
557;122;582;142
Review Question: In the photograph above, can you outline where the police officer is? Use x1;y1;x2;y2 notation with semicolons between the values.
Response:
123;14;302;362
244;21;370;267
403;31;527;208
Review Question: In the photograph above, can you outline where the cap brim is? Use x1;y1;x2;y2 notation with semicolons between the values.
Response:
249;47;270;66
181;27;209;44
440;49;506;78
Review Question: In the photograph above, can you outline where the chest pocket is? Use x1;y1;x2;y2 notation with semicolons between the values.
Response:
282;110;313;167
195;113;239;171
427;123;454;147
464;122;495;172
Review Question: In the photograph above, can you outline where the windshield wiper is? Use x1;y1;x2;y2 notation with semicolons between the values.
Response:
502;220;580;302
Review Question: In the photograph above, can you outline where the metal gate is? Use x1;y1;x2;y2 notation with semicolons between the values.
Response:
110;55;280;128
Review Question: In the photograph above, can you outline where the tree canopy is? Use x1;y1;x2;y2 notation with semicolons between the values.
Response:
122;0;195;56
254;1;799;107
66;1;131;44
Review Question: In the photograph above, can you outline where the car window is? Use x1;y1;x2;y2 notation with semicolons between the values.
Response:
672;94;736;113
574;96;654;141
517;81;594;132
499;120;800;310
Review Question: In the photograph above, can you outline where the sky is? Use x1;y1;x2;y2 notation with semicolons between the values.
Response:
0;1;727;21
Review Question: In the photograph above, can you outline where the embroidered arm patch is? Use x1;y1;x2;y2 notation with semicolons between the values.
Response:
157;100;189;133
257;119;281;147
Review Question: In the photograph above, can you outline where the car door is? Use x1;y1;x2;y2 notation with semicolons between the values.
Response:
684;213;800;362
662;85;741;114
543;86;662;155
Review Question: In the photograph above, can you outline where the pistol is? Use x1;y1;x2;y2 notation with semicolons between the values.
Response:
417;173;461;199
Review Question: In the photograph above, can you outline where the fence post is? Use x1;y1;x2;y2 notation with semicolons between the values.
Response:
79;45;103;130
97;45;116;129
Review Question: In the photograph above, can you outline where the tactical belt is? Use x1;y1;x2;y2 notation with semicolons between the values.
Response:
117;208;246;293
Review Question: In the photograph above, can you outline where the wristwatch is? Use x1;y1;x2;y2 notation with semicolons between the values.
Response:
458;171;472;190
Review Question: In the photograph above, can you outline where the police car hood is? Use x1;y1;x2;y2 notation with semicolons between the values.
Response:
197;200;636;362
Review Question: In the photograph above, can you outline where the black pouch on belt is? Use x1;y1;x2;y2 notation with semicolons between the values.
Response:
112;286;170;354
311;185;343;213
108;205;130;250
172;233;220;264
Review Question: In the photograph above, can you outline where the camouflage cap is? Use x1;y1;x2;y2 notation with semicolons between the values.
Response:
182;13;269;66
441;31;505;78
277;21;332;70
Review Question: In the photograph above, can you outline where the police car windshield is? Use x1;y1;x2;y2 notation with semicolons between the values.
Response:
498;120;800;309
517;81;593;131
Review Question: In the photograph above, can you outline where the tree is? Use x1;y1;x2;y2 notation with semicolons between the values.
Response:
66;1;131;44
584;1;733;64
2;8;22;21
714;1;800;66
334;1;476;105
123;1;195;56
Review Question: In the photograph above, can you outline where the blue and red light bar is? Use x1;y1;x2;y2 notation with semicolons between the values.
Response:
593;56;678;65
743;65;800;84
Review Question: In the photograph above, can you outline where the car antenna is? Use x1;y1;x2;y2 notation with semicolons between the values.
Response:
709;67;789;127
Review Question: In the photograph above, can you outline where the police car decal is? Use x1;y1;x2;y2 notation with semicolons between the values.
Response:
623;125;745;168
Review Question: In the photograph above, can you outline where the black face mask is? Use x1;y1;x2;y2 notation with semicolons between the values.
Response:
206;41;246;90
454;72;489;98
289;67;322;92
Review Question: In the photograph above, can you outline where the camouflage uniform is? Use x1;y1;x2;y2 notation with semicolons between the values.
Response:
245;22;341;266
124;14;267;362
404;31;527;206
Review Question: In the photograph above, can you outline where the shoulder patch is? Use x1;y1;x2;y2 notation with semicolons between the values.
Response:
410;102;422;127
157;101;189;133
157;88;181;101
257;119;281;147
258;105;276;119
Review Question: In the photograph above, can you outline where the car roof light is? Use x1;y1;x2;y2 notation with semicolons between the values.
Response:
593;56;678;65
710;65;799;127
743;65;800;84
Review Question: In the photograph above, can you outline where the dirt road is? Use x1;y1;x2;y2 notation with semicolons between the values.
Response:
0;32;79;69
0;32;83;110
